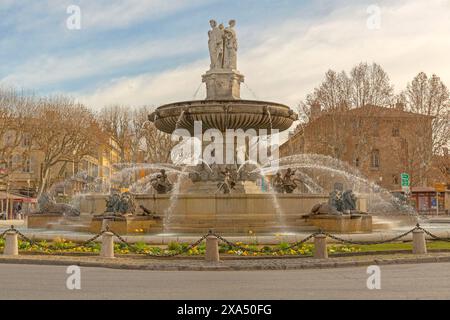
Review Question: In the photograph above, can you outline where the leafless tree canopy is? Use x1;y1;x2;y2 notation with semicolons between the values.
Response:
296;64;450;187
402;72;450;154
0;87;36;181
133;106;175;164
298;62;394;123
31;96;104;194
97;105;132;163
97;105;175;165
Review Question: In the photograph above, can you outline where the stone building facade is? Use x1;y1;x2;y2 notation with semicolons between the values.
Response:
280;104;437;191
0;135;121;198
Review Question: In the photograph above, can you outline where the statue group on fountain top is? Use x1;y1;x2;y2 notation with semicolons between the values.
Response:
208;19;238;70
150;169;173;194
272;168;301;194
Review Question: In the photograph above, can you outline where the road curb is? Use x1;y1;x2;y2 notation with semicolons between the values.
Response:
1;254;450;271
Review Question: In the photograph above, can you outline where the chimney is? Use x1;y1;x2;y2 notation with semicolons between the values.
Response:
310;101;322;120
395;102;405;111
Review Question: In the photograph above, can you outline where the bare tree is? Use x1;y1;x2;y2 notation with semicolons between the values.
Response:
97;105;132;163
392;72;450;186
31;96;102;195
350;62;394;108
298;70;351;123
403;72;450;154
0;87;36;183
298;62;394;122
131;106;175;164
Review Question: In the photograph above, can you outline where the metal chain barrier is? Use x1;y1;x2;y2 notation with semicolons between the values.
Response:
0;226;15;240
3;223;450;257
107;227;210;257
320;227;419;245
0;225;107;252
416;225;450;243
211;231;320;254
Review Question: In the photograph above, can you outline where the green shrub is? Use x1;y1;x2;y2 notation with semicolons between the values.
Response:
18;240;32;250
167;241;182;252
133;242;150;253
278;242;290;251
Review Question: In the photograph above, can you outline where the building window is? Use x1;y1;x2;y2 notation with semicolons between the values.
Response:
22;134;31;147
392;175;399;185
352;119;361;136
372;120;379;137
23;157;31;173
392;122;400;137
354;157;360;167
371;149;380;168
7;155;14;169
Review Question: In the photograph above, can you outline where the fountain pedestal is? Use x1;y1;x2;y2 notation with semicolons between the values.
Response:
89;216;163;234
26;214;63;229
306;214;373;234
202;69;244;100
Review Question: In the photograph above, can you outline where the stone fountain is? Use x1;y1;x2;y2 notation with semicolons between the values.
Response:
27;20;372;235
149;19;297;194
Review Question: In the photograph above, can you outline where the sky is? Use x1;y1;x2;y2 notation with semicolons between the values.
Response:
1;0;450;114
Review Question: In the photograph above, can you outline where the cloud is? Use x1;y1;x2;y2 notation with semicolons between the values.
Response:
78;60;207;109
79;0;211;30
77;0;450;112
1;34;204;89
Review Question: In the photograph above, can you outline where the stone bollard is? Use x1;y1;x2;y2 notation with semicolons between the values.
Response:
314;234;328;259
205;235;220;262
100;232;115;258
101;218;111;232
413;229;427;255
4;231;19;256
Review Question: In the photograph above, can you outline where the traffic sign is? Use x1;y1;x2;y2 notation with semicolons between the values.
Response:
401;173;410;187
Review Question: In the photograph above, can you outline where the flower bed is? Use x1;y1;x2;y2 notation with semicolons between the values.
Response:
0;238;362;257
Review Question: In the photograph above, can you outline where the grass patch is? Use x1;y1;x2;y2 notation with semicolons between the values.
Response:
331;241;450;253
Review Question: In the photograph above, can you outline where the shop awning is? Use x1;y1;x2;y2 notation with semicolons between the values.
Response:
0;191;37;203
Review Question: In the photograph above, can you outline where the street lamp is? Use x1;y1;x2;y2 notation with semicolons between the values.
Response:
27;178;31;215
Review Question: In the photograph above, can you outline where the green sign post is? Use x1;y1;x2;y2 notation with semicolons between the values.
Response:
401;173;410;187
401;173;410;194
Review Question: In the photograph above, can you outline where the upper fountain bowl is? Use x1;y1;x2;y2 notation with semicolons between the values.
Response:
149;99;298;134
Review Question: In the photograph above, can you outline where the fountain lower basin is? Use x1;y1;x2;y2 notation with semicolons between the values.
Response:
55;193;369;234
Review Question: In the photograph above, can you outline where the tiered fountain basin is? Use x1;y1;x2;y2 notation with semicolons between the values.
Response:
149;99;298;134
27;194;371;235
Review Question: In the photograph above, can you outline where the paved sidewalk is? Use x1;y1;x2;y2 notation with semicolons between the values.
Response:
1;252;450;271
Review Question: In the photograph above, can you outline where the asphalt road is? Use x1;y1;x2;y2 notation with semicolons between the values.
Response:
1;262;450;300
